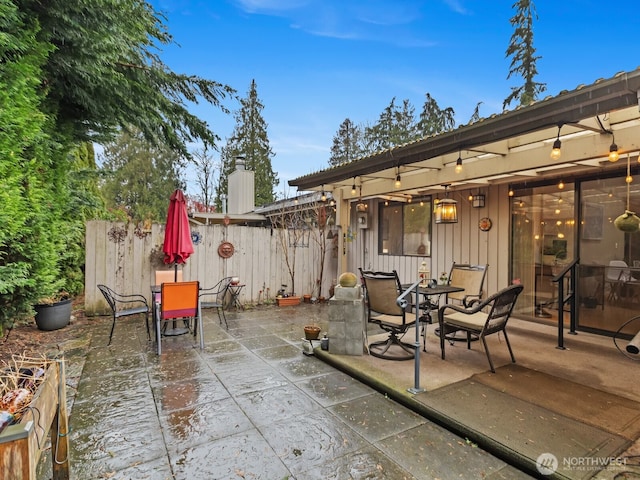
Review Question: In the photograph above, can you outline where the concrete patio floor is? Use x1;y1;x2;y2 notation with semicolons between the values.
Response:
38;302;640;479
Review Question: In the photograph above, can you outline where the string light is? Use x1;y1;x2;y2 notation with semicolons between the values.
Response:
550;125;562;160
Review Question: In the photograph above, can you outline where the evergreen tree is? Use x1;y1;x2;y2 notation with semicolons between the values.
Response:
329;118;363;166
469;102;483;124
0;0;235;329
219;80;278;208
503;0;546;109
364;98;418;152
21;0;236;157
417;93;455;136
99;129;185;223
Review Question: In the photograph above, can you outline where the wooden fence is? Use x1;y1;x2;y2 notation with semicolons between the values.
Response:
84;220;339;316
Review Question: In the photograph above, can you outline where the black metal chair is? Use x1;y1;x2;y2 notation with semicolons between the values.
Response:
359;268;416;361
199;276;232;329
438;284;524;373
97;284;150;345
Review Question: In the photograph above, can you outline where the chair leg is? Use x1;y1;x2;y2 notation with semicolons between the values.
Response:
156;310;162;355
440;324;446;360
197;307;204;350
218;307;228;329
369;332;415;360
145;311;150;341
480;335;495;373
503;329;516;364
108;314;116;346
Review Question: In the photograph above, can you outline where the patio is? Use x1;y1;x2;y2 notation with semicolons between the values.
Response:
36;303;640;479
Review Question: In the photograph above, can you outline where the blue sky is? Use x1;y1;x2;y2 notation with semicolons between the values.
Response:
150;0;640;195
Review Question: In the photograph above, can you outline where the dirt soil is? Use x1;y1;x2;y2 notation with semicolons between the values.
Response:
0;296;92;365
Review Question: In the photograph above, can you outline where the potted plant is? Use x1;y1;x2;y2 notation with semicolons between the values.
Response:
34;291;72;331
273;201;306;305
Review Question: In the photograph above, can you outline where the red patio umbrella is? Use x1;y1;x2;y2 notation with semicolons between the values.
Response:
163;189;194;281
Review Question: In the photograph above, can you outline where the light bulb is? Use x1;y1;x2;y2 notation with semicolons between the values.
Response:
394;175;401;189
609;143;619;162
550;138;562;160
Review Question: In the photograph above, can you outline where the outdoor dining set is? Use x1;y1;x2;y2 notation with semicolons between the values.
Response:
359;263;524;373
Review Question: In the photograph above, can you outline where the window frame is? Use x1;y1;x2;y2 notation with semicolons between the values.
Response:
378;197;432;256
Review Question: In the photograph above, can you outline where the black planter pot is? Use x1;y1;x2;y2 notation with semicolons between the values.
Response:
34;298;72;331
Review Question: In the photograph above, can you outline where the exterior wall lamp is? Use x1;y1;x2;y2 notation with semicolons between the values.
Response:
472;194;485;208
434;185;458;223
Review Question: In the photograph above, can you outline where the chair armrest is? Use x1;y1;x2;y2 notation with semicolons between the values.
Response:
462;295;482;308
438;300;487;323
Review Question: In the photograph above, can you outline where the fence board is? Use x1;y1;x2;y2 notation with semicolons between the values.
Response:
85;221;335;315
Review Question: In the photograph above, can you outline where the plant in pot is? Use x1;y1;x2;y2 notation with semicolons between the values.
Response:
34;290;72;331
303;324;321;340
273;201;306;306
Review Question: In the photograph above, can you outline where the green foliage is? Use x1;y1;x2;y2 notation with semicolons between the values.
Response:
503;0;546;109
0;0;57;328
99;129;185;223
417;93;455;136
329;118;364;167
1;0;232;332
24;0;236;158
219;80;278;209
365;98;419;152
329;93;456;164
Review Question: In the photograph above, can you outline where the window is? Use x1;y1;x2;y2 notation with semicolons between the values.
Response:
379;198;432;256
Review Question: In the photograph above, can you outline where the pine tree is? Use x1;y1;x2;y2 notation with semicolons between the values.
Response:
417;93;455;136
99;129;185;223
503;0;546;109
364;98;418;153
329;118;363;166
219;80;278;208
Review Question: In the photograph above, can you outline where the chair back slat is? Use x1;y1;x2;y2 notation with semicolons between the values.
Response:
485;284;523;330
360;270;404;317
161;281;199;320
447;263;488;304
155;269;183;285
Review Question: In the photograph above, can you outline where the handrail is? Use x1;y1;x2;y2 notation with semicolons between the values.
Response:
551;257;579;349
397;279;424;393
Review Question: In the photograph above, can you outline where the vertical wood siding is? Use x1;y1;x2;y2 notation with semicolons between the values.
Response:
345;184;511;297
85;221;337;316
86;185;510;315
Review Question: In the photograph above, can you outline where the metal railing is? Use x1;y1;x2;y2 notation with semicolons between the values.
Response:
551;258;579;349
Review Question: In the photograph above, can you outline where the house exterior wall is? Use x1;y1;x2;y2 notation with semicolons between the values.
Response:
343;184;512;297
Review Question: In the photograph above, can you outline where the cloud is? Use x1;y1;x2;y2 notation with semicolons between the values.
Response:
231;0;435;47
442;0;470;15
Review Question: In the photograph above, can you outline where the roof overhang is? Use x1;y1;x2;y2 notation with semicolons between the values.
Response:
289;69;640;198
188;212;267;226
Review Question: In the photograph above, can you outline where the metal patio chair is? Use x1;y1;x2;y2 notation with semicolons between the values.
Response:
438;284;524;373
199;276;232;329
359;268;416;361
98;284;150;345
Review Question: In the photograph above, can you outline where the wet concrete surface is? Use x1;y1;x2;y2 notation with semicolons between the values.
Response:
39;303;533;480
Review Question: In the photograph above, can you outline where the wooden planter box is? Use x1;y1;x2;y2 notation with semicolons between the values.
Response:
0;359;70;480
276;296;301;307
